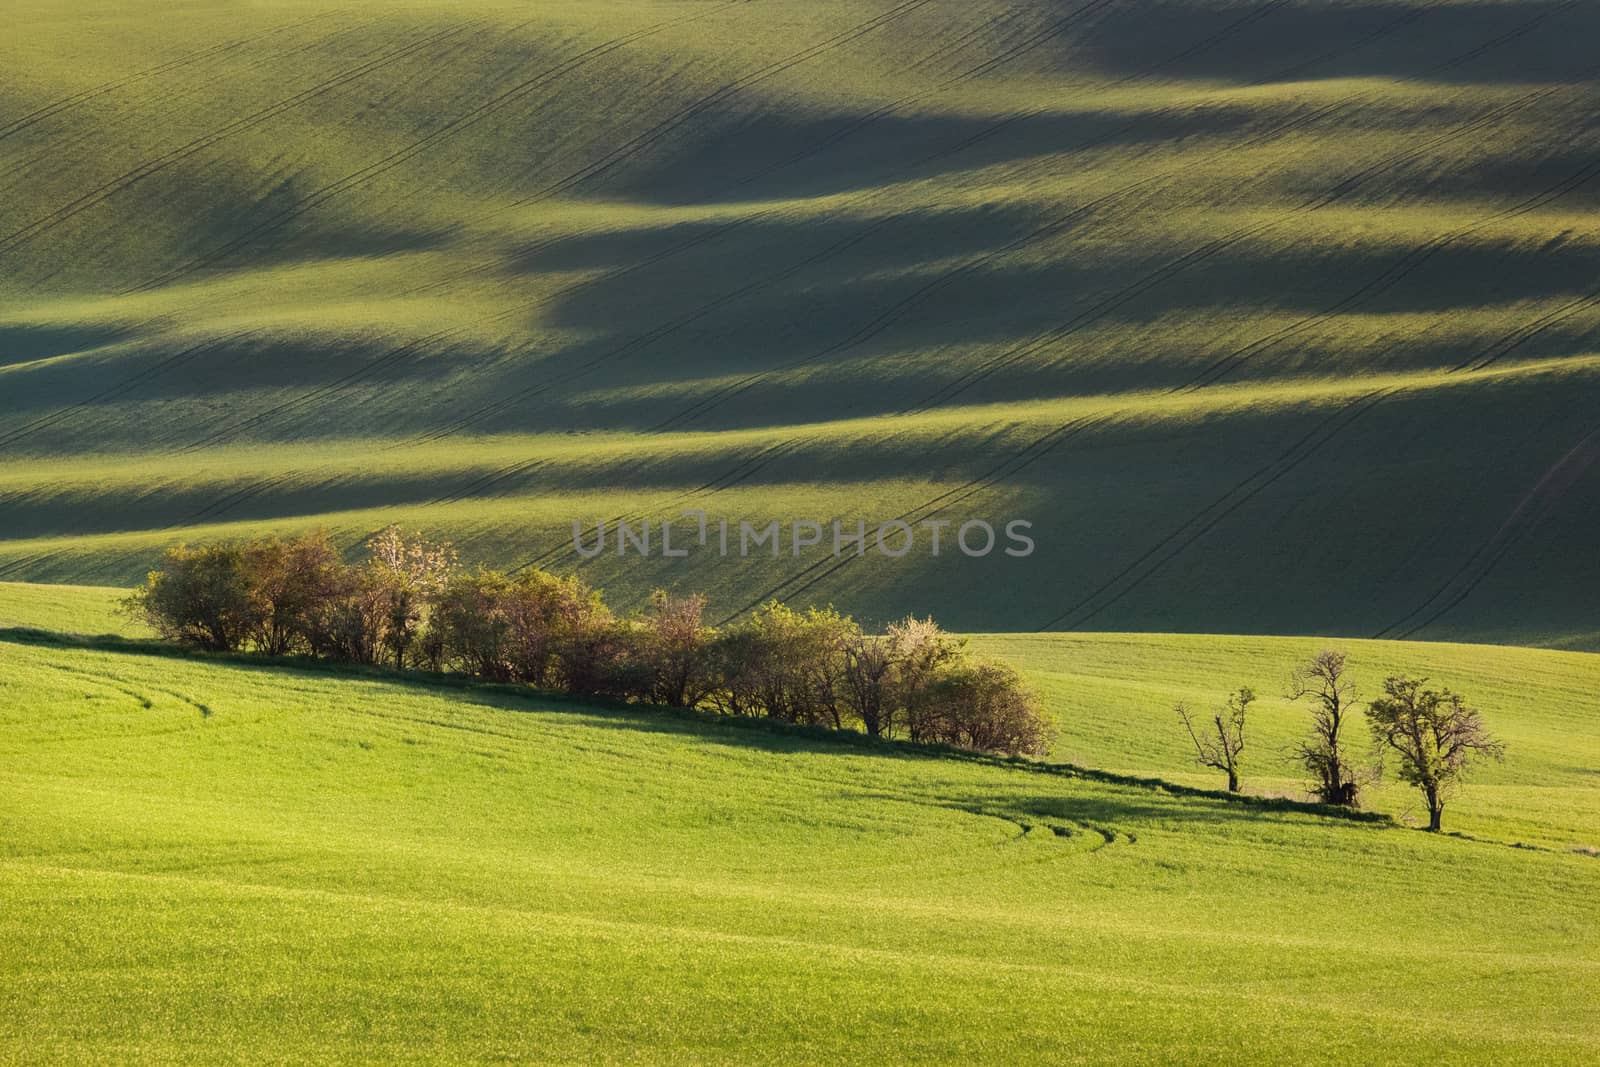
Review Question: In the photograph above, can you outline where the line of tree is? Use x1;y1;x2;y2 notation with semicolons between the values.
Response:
1175;649;1504;831
125;527;1054;758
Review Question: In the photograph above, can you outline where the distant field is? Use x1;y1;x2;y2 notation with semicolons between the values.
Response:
4;623;1599;1062
3;0;1599;643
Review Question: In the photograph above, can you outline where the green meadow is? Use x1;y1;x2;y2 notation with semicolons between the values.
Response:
4;0;1600;1060
3;583;1599;1063
3;0;1598;641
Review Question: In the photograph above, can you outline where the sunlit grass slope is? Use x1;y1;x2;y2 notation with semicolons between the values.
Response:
3;627;1599;1063
3;0;1599;642
971;631;1600;849
5;580;1595;846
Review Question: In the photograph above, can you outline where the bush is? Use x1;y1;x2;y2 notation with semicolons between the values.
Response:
127;542;258;652
925;661;1053;757
127;532;1055;758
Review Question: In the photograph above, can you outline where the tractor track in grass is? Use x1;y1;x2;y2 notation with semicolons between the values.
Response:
184;210;761;455
1040;389;1394;631
174;330;459;454
123;0;752;294
426;459;548;509
656;0;1464;430
410;216;901;445
0;10;346;147
715;415;1111;623
904;65;1594;414
0;21;478;258
491;0;947;214
171;474;300;530
0;334;249;453
724;0;1122;193
1178;139;1600;393
200;1;1084;455
1454;277;1600;374
516;440;803;575
36;662;214;717
1042;112;1600;630
0;17;376;192
160;0;1288;455
1373;418;1600;639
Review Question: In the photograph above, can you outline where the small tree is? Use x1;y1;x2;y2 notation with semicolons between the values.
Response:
431;569;517;679
1365;676;1504;831
841;631;895;738
364;525;457;670
1177;687;1252;792
636;591;714;707
125;542;258;651
887;616;963;743
241;531;344;656
1289;649;1361;806
925;660;1052;757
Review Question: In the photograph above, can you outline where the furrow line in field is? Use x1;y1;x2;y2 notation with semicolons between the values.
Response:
124;0;751;294
0;22;475;257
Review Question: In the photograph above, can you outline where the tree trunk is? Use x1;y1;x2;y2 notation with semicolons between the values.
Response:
1226;770;1240;793
1426;787;1443;831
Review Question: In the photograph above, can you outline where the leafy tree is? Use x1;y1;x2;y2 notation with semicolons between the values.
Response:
1289;650;1362;806
363;525;456;669
1365;676;1504;831
431;569;518;679
840;631;895;738
1177;687;1252;792
712;603;856;725
926;660;1052;757
888;616;963;743
549;584;627;696
125;542;257;651
240;531;344;656
636;591;714;707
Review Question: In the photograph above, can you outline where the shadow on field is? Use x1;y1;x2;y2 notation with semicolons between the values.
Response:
0;324;133;369
0;625;1390;828
608;105;1266;206
1072;0;1597;88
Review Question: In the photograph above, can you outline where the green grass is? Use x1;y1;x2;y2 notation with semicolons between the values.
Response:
0;581;144;637
969;631;1600;849
3;583;1597;1062
3;0;1598;643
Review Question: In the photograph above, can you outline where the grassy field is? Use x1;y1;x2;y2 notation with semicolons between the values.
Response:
6;3;1598;1056
11;579;1595;847
3;583;1598;1063
3;0;1598;643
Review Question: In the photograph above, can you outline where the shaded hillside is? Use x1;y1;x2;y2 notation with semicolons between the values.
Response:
2;0;1598;643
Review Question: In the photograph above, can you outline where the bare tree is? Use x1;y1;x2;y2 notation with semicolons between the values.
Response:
1365;676;1504;831
1177;687;1252;792
1289;650;1361;806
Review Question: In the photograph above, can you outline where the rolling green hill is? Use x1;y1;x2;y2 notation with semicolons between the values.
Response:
3;0;1599;644
3;590;1599;1063
9;580;1596;847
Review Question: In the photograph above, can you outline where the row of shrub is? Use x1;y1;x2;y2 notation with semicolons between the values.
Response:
126;527;1053;756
